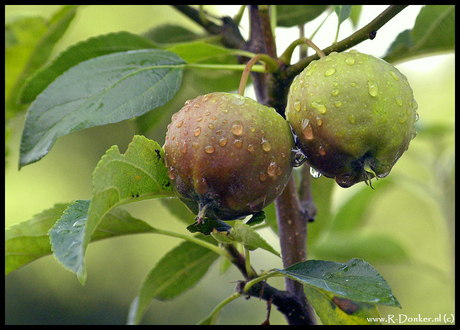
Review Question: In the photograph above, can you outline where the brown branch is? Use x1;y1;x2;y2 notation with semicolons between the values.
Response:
286;5;409;79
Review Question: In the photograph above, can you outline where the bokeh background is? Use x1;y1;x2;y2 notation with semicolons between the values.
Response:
5;5;455;324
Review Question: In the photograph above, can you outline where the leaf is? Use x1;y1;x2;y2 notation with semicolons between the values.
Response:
333;5;353;42
334;5;353;26
81;136;173;283
5;203;68;275
304;285;381;325
5;200;155;275
384;5;455;63
275;258;401;308
328;178;393;232
275;5;329;27
313;233;409;264
48;200;155;275
127;235;219;325
211;222;280;256
19;31;156;104
142;24;202;45
19;49;185;168
187;219;233;235
348;5;362;29
167;41;240;64
5;5;78;115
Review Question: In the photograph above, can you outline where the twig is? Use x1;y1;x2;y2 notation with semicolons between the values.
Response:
286;5;408;79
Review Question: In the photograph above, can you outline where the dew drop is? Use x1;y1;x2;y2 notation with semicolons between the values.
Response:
259;172;268;182
318;145;326;156
345;57;355;65
247;144;254;152
249;126;256;133
398;115;407;124
202;94;212;101
234;138;243;149
348;114;356;124
415;112;419;122
334;101;343;108
267;161;277;178
176;119;184;128
261;139;271;152
351;82;357;87
316;116;323;126
194;127;201;137
395;96;403;106
208;123;215;129
368;80;379;97
389;70;400;81
219;137;228;147
204;145;215;154
231;121;244;136
193;102;201;108
294;101;302;112
331;88;340;96
197;116;203;122
192;142;200;149
168;167;175;180
310;167;322;178
411;129;417;140
412;99;419;111
181;141;187;154
302;124;314;141
311;101;327;114
324;67;336;77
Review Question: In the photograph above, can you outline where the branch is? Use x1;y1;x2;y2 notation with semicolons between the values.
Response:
171;5;246;49
286;5;409;79
237;279;315;325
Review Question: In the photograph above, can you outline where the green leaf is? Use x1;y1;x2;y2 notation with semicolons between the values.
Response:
127;235;219;325
167;41;241;64
5;203;68;275
384;5;455;63
334;5;353;26
19;31;156;104
5;5;78;115
142;24;202;45
81;136;173;283
19;49;185;168
348;5;362;29
328;178;393;232
304;285;381;325
187;219;233;235
48;200;155;276
334;5;353;42
275;258;401;308
161;197;196;224
211;221;280;256
313;233;409;264
275;5;329;27
5;200;155;275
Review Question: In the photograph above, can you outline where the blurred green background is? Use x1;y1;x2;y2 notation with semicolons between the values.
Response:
5;5;455;324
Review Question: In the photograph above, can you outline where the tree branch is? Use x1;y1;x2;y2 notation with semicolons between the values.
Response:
286;5;409;79
171;5;246;49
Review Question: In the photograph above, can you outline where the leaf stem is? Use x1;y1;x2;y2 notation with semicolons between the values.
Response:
150;227;233;260
199;292;241;325
184;63;267;73
243;270;279;292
